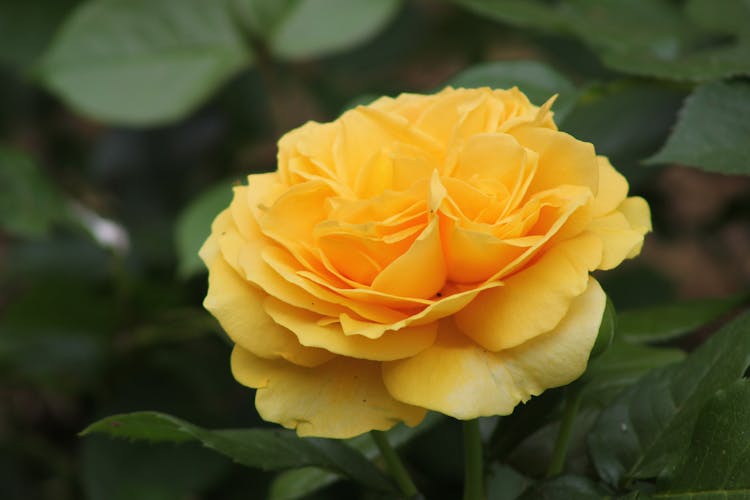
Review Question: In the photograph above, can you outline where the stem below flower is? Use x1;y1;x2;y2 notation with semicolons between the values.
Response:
371;430;418;498
547;386;583;477
463;419;485;500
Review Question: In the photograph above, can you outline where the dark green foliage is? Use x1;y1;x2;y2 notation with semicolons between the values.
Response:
2;1;749;499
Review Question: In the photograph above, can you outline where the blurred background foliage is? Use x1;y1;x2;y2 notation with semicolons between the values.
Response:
1;0;749;499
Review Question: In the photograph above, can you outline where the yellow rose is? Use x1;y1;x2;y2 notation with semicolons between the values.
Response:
200;87;651;438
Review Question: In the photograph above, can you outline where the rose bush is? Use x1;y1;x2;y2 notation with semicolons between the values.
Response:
200;87;651;438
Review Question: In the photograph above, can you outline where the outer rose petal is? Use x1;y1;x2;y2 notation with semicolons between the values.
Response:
593;156;629;217
455;232;603;351
231;346;426;438
589;195;652;270
381;278;605;419
204;257;334;368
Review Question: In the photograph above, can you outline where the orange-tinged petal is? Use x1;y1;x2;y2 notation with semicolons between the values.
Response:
336;279;501;340
382;278;605;419
478;185;594;282
231;346;425;438
263;296;437;361
455;232;603;351
371;217;447;299
204;257;334;367
259;245;408;324
441;216;534;284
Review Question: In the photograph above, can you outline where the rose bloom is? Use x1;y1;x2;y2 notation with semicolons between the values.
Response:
200;87;650;438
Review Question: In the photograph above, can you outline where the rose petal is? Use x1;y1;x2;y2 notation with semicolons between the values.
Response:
415;88;488;146
511;126;599;196
336;106;442;188
231;346;425;438
337;279;500;338
382;278;605;419
371;216;447;299
204;257;334;367
592;156;629;217
278;120;339;186
455;232;603;351
258;246;408;323
588;211;646;270
454;133;528;192
263;296;437;361
619;196;652;258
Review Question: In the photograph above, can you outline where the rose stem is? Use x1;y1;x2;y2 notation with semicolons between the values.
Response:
463;419;485;500
546;386;584;477
371;430;419;498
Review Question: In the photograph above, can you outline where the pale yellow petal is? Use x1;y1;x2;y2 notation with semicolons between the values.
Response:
204;257;334;367
619;196;652;234
199;208;233;267
263;296;437;361
231;346;425;438
382;279;605;419
455;233;603;351
588;211;646;270
499;277;605;395
619;196;652;258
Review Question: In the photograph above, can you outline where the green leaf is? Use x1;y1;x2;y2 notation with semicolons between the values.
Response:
269;0;402;61
446;60;578;121
517;475;608;500
647;81;750;175
560;81;685;184
81;411;395;493
37;0;253;125
618;295;745;344
454;0;750;82
269;412;444;500
588;312;750;486
233;0;296;40
82;436;229;500
174;180;234;278
590;297;615;359
490;388;565;459
487;464;530;500
452;0;565;32
686;0;750;36
0;146;71;238
0;0;78;68
654;379;750;498
581;339;685;409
